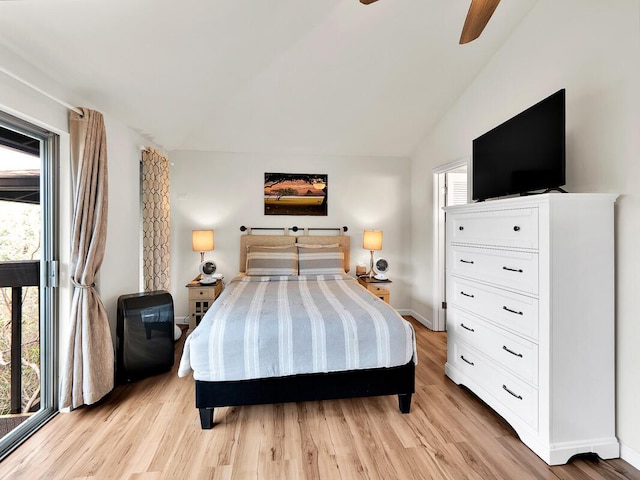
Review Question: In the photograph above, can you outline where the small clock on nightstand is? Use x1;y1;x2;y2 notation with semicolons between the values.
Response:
373;257;389;280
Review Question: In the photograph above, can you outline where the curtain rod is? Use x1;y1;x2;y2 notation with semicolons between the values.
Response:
240;226;284;232
0;66;84;116
292;226;348;232
239;226;348;233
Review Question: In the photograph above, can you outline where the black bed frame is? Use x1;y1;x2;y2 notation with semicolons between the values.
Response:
195;361;415;429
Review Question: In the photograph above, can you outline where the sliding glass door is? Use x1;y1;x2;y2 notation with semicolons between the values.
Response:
0;111;58;459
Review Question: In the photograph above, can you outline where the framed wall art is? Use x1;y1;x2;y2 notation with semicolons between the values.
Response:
264;173;328;216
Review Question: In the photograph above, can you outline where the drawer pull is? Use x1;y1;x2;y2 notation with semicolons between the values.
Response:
460;291;474;298
502;266;523;273
460;259;474;264
460;323;475;332
460;355;475;366
502;384;523;400
503;306;523;316
513;225;520;231
459;226;464;231
502;345;524;358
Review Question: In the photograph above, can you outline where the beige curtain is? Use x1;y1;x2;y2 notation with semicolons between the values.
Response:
141;148;171;291
60;108;114;409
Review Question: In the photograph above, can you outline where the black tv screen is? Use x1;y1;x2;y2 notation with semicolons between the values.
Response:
472;89;566;201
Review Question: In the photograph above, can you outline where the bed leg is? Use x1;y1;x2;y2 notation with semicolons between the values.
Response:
199;408;214;429
398;393;412;414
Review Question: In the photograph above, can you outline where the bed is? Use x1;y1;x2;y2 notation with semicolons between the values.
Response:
178;234;416;429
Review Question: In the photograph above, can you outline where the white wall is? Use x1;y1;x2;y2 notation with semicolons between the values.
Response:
168;150;412;319
410;0;640;462
98;118;148;345
0;51;154;360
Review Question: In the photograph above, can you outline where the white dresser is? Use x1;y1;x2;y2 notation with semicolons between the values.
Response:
444;193;619;465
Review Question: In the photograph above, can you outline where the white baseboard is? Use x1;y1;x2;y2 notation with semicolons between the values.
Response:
175;315;189;325
397;309;434;330
621;442;640;471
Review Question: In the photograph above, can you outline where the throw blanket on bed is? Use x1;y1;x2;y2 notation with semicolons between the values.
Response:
178;274;416;382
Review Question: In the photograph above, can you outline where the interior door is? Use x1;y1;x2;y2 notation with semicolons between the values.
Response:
432;161;469;331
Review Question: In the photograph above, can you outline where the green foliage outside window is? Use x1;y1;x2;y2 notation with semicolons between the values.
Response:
0;201;41;415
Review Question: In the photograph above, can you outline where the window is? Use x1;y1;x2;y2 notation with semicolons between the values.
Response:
0;111;59;459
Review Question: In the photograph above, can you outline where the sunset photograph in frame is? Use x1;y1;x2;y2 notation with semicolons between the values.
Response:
264;173;328;216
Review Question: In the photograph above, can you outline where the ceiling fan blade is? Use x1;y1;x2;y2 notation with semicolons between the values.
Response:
360;0;379;4
459;0;501;44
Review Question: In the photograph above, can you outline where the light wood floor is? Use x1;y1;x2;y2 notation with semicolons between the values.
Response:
2;318;639;479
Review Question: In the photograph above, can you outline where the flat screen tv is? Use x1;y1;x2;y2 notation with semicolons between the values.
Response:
472;89;566;201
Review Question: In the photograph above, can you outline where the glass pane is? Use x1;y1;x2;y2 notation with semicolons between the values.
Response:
0;287;40;414
0;138;42;437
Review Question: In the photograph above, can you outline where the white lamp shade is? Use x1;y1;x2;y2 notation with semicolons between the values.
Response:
363;230;383;251
192;230;214;252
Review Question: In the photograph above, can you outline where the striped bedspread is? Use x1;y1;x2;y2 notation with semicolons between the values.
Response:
178;274;416;382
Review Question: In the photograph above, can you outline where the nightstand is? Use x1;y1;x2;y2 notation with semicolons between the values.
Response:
186;277;223;332
357;277;392;304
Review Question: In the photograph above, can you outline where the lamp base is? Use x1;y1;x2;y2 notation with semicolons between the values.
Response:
367;250;375;278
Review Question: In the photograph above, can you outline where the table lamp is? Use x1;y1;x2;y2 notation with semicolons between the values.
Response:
192;230;214;263
363;230;382;278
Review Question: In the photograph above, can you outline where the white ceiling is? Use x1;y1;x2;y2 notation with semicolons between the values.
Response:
0;0;537;157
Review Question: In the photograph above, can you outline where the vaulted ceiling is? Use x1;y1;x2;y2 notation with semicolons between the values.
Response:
0;0;537;157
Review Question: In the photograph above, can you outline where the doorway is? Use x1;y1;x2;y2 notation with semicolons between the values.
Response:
0;112;58;459
432;158;470;331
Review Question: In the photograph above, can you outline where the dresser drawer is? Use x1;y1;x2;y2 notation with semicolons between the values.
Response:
448;245;538;295
448;207;538;250
449;277;539;340
450;339;538;430
448;308;538;385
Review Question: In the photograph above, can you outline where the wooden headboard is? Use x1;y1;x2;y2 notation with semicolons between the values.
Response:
239;235;351;273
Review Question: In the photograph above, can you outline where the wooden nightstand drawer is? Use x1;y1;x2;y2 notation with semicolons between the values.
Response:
357;277;391;304
186;279;223;332
189;287;218;300
367;284;389;294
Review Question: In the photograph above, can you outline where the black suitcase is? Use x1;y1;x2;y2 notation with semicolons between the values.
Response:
116;290;175;383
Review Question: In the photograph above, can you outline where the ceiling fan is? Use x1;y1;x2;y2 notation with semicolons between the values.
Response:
359;0;501;45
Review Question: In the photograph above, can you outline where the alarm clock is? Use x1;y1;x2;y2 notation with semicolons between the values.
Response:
199;260;218;284
373;257;389;280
